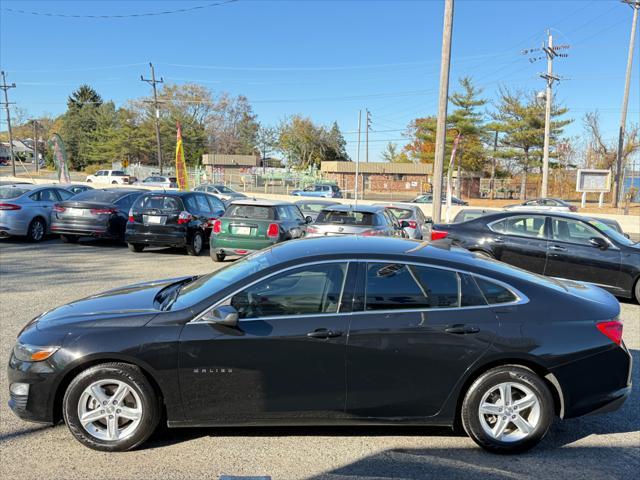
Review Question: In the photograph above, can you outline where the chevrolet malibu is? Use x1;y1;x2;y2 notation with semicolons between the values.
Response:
7;237;631;453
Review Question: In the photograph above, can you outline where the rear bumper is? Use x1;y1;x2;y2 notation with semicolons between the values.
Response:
126;231;187;248
50;222;113;238
0;214;30;236
211;236;276;252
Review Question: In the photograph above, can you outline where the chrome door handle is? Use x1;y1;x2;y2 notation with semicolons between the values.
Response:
492;236;504;244
307;328;342;339
445;325;480;335
549;245;566;252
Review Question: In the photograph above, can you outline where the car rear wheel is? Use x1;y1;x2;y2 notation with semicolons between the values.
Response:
61;234;80;243
461;366;554;453
634;278;640;304
111;181;118;184
128;243;145;253
186;231;204;256
26;218;46;242
63;363;160;452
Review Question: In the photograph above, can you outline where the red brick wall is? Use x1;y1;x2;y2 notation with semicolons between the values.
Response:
324;173;429;193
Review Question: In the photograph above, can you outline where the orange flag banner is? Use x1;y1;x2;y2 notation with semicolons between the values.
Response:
175;122;189;190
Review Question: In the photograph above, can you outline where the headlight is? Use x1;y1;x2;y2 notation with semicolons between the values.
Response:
13;343;59;362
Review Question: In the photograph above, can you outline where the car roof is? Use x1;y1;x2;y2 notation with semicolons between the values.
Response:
138;190;193;197
228;197;294;207
373;202;419;210
0;183;70;191
321;204;383;213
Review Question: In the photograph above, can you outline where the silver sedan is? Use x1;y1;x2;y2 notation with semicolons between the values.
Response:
0;184;75;241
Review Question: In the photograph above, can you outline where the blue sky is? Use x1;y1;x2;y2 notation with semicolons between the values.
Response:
1;0;638;162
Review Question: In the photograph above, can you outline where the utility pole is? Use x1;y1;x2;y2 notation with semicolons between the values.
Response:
355;110;362;206
614;0;640;208
365;109;371;163
432;0;455;223
32;120;39;173
0;71;17;177
141;63;164;174
490;130;498;200
523;32;569;198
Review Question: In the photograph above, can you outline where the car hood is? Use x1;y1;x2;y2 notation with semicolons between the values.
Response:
35;276;193;329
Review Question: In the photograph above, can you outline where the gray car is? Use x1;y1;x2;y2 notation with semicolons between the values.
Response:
373;202;432;240
0;184;75;241
295;199;340;222
305;204;406;238
193;184;247;205
136;176;178;188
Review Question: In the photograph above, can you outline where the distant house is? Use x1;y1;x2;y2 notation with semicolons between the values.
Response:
0;140;34;161
321;161;433;194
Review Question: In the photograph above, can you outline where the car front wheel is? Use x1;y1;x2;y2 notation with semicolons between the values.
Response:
63;363;160;452
461;366;554;453
128;243;145;253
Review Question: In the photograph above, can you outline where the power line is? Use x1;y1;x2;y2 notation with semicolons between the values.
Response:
1;0;238;19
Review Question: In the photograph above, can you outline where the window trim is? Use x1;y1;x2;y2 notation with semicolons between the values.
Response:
189;259;528;324
487;214;548;240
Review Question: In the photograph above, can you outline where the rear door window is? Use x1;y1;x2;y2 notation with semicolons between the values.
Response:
491;215;546;238
206;195;225;212
195;194;212;214
551;217;604;246
183;195;199;213
364;263;459;311
316;210;375;226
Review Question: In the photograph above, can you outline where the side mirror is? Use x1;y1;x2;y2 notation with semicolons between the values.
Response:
589;237;608;250
207;305;238;327
305;216;313;224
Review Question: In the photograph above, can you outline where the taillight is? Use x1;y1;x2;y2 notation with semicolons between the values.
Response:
177;211;192;225
596;319;623;345
53;204;66;213
306;226;318;234
569;205;577;212
407;221;417;229
431;229;449;241
0;203;21;211
267;223;279;238
212;219;221;234
128;209;134;223
90;208;116;215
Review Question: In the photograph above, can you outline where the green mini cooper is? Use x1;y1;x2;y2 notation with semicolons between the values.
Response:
210;198;311;262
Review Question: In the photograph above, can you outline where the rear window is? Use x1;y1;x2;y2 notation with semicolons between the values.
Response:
70;190;128;203
455;211;487;222
133;195;183;212
0;187;29;199
386;207;413;220
316;210;375;226
226;204;275;220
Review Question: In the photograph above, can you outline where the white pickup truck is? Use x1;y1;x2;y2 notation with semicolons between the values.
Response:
85;170;133;185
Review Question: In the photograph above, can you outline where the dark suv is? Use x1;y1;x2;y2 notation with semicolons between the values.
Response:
125;191;225;256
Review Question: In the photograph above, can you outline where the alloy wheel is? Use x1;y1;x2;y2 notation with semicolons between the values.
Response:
193;233;203;253
77;379;143;442
477;382;541;443
30;220;45;241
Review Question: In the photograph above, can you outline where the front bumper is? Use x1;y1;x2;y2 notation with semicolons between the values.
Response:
7;353;60;424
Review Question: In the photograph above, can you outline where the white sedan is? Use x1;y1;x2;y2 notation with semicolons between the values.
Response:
504;198;577;212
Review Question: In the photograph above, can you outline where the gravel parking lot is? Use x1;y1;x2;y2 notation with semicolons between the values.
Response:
0;238;638;480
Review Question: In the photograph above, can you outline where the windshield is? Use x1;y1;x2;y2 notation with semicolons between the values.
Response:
172;250;276;309
0;187;29;199
133;194;182;212
588;220;636;246
215;185;235;194
316;210;375;226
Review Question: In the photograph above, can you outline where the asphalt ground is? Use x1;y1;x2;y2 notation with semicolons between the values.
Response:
0;237;638;480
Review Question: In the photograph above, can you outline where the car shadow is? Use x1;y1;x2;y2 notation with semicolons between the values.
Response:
143;349;639;458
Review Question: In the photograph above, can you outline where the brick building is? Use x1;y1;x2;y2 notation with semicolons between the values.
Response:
320;161;432;195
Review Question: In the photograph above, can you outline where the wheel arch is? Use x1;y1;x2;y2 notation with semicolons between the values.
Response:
452;357;564;429
52;355;166;424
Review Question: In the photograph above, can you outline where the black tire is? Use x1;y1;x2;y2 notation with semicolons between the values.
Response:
87;179;92;183
111;181;118;184
62;362;160;452
61;234;80;244
186;231;204;256
634;277;640;304
461;365;554;454
26;217;46;242
212;252;225;262
128;243;145;253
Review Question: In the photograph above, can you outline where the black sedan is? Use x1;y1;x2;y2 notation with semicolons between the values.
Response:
51;188;145;242
432;211;640;302
7;237;631;453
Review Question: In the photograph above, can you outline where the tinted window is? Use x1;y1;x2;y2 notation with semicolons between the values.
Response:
460;274;486;307
226;204;275;220
184;195;199;213
365;263;459;311
316;210;375;226
133;194;182;212
230;263;347;319
116;194;137;210
206;195;225;211
492;215;546;238
30;189;58;202
277;206;294;220
475;277;517;304
289;206;305;221
195;194;212;213
386;207;413;220
111;171;126;176
0;187;29;199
